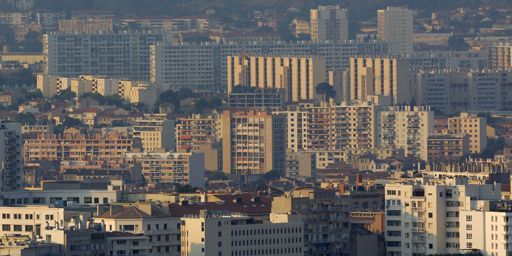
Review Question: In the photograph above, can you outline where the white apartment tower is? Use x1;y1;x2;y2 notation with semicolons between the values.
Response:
310;6;349;42
378;7;414;56
385;179;501;256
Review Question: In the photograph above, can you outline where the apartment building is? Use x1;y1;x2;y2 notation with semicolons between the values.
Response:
272;188;350;256
384;179;501;255
349;56;411;105
2;180;120;206
150;40;388;91
227;55;326;102
285;151;317;179
180;210;304;256
118;80;158;107
44;32;169;80
283;101;376;152
487;41;512;70
94;203;181;256
427;134;470;161
447;112;487;154
0;205;64;239
124;152;205;188
406;51;487;70
459;201;512;256
377;7;414;55
310;6;349;42
23;128;132;163
58;18;113;33
0;122;22;191
412;69;512;114
122;17;208;33
220;110;286;179
132;114;175;152
37;74;159;105
377;106;434;160
175;113;219;152
227;87;284;109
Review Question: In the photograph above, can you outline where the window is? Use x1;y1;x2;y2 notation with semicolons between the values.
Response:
2;225;10;231
147;224;151;231
25;225;33;232
467;242;473;249
428;213;433;218
466;224;472;230
429;244;433;249
94;198;99;204
84;197;92;204
467;233;472;239
466;215;472;221
13;225;22;231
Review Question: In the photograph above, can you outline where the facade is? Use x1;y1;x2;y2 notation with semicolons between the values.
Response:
377;106;434;160
227;87;284;109
272;188;350;256
384;180;501;255
43;32;169;80
447;112;487;154
310;6;349;42
406;51;487;70
349;57;411;105
58;19;114;33
118;80;158;106
220;110;286;179
150;41;388;91
227;55;327;102
180;210;304;256
487;41;512;70
23;128;132;163
427;134;470;161
377;7;414;55
122;17;208;33
94;203;181;256
175;113;219;152
0;122;22;191
285;151;317;179
132;114;175;153
0;205;64;239
124;152;205;188
412;69;512;114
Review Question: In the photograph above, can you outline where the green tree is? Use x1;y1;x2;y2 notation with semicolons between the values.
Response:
447;36;469;51
54;88;76;101
16;112;36;125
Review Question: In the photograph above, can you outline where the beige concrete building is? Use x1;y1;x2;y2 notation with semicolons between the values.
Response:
487;41;512;70
377;7;414;55
384;179;501;255
427;134;470;161
310;6;349;42
447;112;487;154
118;80;158;107
350;56;411;105
220;110;285;179
23;128;132;163
124;152;205;188
0;205;64;239
377;106;434;160
227;55;326;102
180;210;304;256
94;203;181;256
132;114;175;153
58;18;113;33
